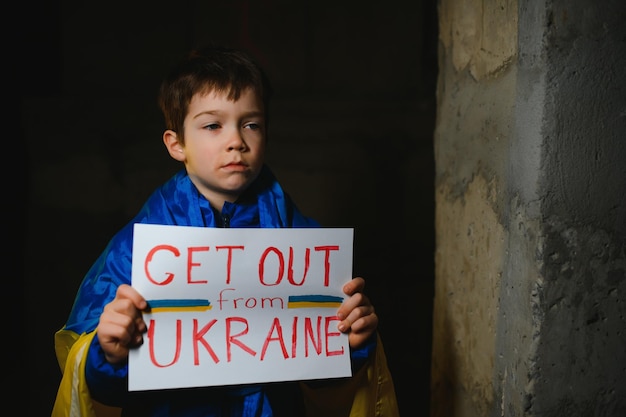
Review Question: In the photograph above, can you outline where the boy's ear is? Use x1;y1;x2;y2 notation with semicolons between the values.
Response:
163;130;185;162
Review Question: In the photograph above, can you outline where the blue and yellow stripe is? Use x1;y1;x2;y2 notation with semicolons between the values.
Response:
146;299;212;313
288;294;343;309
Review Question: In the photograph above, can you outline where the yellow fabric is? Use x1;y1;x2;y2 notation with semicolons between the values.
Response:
53;329;122;417
300;334;400;417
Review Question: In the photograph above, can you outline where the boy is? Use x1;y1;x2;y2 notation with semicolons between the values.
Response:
53;45;398;417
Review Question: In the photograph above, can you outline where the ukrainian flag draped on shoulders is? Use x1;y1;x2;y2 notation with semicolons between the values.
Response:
53;166;399;417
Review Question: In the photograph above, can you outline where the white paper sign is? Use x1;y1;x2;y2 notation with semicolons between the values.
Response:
129;223;354;391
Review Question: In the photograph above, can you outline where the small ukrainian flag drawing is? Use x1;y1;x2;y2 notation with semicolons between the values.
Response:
288;295;343;309
146;299;212;313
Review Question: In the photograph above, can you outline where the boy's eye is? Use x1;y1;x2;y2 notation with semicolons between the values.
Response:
245;122;260;130
204;123;220;131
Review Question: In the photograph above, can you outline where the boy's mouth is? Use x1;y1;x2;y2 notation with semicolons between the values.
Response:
223;161;248;171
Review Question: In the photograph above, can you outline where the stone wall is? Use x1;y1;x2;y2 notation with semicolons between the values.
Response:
431;1;626;416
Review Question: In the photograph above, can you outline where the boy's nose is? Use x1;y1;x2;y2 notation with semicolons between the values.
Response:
227;129;247;151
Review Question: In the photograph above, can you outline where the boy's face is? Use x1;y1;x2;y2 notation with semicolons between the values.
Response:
173;88;266;209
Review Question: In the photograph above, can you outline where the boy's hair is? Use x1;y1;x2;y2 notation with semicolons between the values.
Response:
157;44;273;142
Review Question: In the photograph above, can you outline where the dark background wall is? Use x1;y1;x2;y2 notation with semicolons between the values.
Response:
20;1;438;415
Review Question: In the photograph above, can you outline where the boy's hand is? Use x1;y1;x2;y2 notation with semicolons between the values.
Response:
97;284;147;364
336;277;378;349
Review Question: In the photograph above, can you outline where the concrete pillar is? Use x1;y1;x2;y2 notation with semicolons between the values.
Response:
431;0;626;416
